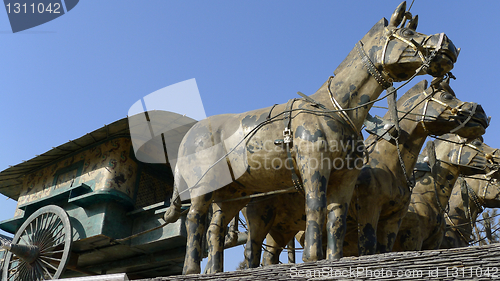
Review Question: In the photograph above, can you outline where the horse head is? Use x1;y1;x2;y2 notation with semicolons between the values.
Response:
339;1;459;86
462;145;500;208
395;77;488;139
429;135;499;177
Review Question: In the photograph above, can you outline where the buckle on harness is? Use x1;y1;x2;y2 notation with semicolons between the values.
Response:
283;128;293;144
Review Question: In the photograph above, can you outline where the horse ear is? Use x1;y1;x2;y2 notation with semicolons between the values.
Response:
407;14;418;30
389;1;407;28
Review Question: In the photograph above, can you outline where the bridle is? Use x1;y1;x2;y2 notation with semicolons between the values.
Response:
365;84;474;190
430;139;500;245
444;176;496;246
380;30;443;77
421;91;479;135
356;27;447;91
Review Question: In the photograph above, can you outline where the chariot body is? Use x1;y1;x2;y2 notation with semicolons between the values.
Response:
0;112;230;279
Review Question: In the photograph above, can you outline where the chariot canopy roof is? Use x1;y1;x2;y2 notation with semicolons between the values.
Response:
0;111;197;200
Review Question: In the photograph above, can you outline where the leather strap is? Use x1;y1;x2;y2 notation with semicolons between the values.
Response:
283;99;303;191
356;41;393;89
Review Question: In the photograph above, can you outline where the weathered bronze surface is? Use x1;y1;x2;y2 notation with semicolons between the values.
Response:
440;175;500;248
163;1;461;274
243;79;489;267
393;135;499;251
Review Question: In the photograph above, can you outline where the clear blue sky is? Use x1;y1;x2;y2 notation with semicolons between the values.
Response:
1;0;500;273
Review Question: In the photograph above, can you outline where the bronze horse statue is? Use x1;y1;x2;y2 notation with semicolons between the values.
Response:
393;135;499;251
440;174;500;248
163;1;460;274
243;78;489;266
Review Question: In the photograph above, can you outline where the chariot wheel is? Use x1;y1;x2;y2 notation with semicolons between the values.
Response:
2;205;72;280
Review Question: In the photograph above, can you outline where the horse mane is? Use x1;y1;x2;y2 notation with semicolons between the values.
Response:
334;18;388;76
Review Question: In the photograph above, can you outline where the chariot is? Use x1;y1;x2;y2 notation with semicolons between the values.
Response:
0;111;233;280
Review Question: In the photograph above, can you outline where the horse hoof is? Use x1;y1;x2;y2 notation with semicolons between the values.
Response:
163;205;182;224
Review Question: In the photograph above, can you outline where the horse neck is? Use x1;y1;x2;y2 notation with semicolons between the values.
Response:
365;110;428;179
446;185;482;243
309;52;383;131
414;161;460;213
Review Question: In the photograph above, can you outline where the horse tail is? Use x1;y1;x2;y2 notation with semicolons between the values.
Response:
164;165;185;224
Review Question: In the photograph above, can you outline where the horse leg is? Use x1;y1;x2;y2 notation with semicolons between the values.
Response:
392;212;423;251
183;193;213;275
261;230;296;266
421;224;445;250
296;151;331;262
375;215;402;253
243;198;276;268
355;190;381;256
205;198;249;273
262;233;281;266
326;169;358;259
205;202;226;273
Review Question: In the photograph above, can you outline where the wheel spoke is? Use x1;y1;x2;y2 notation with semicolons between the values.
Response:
6;206;71;280
40;220;64;244
37;259;53;279
32;215;42;245
15;261;28;281
36;213;52;245
38;257;59;272
29;220;35;244
24;226;33;245
33;260;46;280
40;249;65;255
32;214;46;245
35;213;48;243
8;258;23;272
7;264;19;281
40;230;64;252
19;232;30;246
37;215;59;247
28;265;35;281
40;255;62;264
12;266;21;281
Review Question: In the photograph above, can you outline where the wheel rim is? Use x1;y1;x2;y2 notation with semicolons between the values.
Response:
2;205;72;280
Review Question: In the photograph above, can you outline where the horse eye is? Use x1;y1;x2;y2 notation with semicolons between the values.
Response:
441;93;454;100
472;140;482;147
402;29;415;37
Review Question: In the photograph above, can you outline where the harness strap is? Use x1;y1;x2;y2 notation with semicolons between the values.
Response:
459;177;471;220
429;141;449;214
326;76;362;139
444;211;472;245
266;104;279;120
215;186;300;203
466;183;484;213
356;41;393;89
283;99;304;191
450;103;478;134
297;91;326;109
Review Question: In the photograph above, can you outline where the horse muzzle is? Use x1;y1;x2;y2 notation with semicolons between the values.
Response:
422;33;459;77
451;103;489;138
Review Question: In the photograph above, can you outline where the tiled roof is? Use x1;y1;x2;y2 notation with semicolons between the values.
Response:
140;243;500;280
